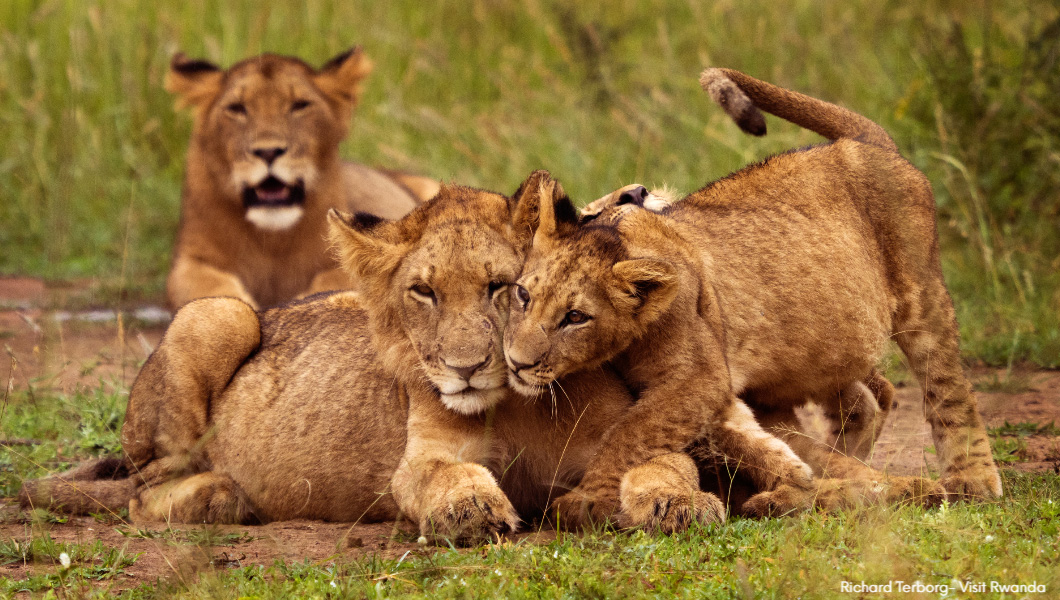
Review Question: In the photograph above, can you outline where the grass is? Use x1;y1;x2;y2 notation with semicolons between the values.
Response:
1;534;140;595
4;472;1056;598
0;0;1057;365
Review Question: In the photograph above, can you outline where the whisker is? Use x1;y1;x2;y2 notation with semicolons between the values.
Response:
553;379;576;416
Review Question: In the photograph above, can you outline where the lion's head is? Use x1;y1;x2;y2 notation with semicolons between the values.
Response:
327;175;553;414
503;175;680;396
166;48;372;231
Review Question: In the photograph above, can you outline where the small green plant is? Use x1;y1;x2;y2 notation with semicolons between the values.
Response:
975;372;1036;394
990;420;1060;437
991;436;1030;463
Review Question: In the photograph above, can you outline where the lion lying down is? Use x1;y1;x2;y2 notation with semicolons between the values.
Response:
504;68;999;525
20;176;727;542
164;47;439;310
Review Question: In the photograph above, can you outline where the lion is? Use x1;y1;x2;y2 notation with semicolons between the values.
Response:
503;69;1000;525
583;185;901;481
20;175;724;541
582;184;930;514
164;47;440;310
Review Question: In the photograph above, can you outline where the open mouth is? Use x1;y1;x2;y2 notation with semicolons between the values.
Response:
242;176;306;208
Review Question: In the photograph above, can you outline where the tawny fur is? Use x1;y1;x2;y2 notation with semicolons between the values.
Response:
20;178;722;541
165;48;439;310
507;69;1000;522
507;177;815;526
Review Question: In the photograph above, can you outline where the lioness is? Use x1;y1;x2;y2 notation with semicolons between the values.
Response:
20;175;723;540
504;70;1000;525
165;48;440;310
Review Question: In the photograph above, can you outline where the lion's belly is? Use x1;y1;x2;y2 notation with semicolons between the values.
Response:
208;337;407;523
692;212;894;399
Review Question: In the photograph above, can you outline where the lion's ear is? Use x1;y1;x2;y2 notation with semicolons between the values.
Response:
165;53;223;112
327;208;404;288
609;258;679;328
314;46;374;122
509;170;577;251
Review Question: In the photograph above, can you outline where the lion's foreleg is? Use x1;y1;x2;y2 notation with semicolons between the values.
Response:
618;452;725;533
166;256;258;310
709;399;815;492
303;267;354;298
390;389;519;544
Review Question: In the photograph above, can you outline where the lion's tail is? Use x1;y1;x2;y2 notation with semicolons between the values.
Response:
18;457;139;517
699;68;897;151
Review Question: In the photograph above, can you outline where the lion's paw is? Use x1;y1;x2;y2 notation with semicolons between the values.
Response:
940;467;1003;500
551;486;621;530
740;484;813;518
621;490;726;533
419;464;519;545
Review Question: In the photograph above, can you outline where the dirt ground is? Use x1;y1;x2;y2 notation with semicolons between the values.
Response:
2;276;1059;594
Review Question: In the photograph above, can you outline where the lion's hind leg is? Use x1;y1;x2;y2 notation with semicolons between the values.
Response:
741;405;946;516
122;297;260;484
131;472;254;524
619;452;725;533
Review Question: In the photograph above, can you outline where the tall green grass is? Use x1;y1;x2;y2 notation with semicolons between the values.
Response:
1;0;1057;364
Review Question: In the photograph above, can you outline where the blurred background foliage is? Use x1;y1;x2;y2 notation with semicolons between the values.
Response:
0;0;1057;365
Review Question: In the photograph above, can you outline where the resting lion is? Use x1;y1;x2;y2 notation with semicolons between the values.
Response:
164;47;440;310
504;68;1000;525
20;175;723;541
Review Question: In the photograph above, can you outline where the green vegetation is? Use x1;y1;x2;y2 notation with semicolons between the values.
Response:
0;0;1057;364
0;383;126;497
1;534;140;594
155;475;1060;599
5;471;1060;598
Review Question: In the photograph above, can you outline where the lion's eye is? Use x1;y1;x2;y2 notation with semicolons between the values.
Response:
560;310;590;327
514;285;531;307
226;102;247;116
488;280;508;297
291;100;310;112
410;283;436;303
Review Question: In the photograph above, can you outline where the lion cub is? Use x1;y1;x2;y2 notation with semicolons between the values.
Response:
505;69;1001;523
506;174;816;526
165;47;439;310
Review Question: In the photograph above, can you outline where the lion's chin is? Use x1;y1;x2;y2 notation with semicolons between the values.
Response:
440;386;507;415
245;205;305;231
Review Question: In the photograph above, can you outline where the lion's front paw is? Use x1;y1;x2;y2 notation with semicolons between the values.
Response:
419;464;519;545
740;484;813;518
940;466;1003;500
551;486;621;530
621;490;725;533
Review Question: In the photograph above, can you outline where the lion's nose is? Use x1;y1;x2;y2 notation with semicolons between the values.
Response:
253;146;287;164
617;185;649;206
446;358;488;381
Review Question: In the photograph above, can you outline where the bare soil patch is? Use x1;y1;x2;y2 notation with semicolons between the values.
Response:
872;369;1060;476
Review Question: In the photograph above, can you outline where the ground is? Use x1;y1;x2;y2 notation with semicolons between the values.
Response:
2;277;1058;595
